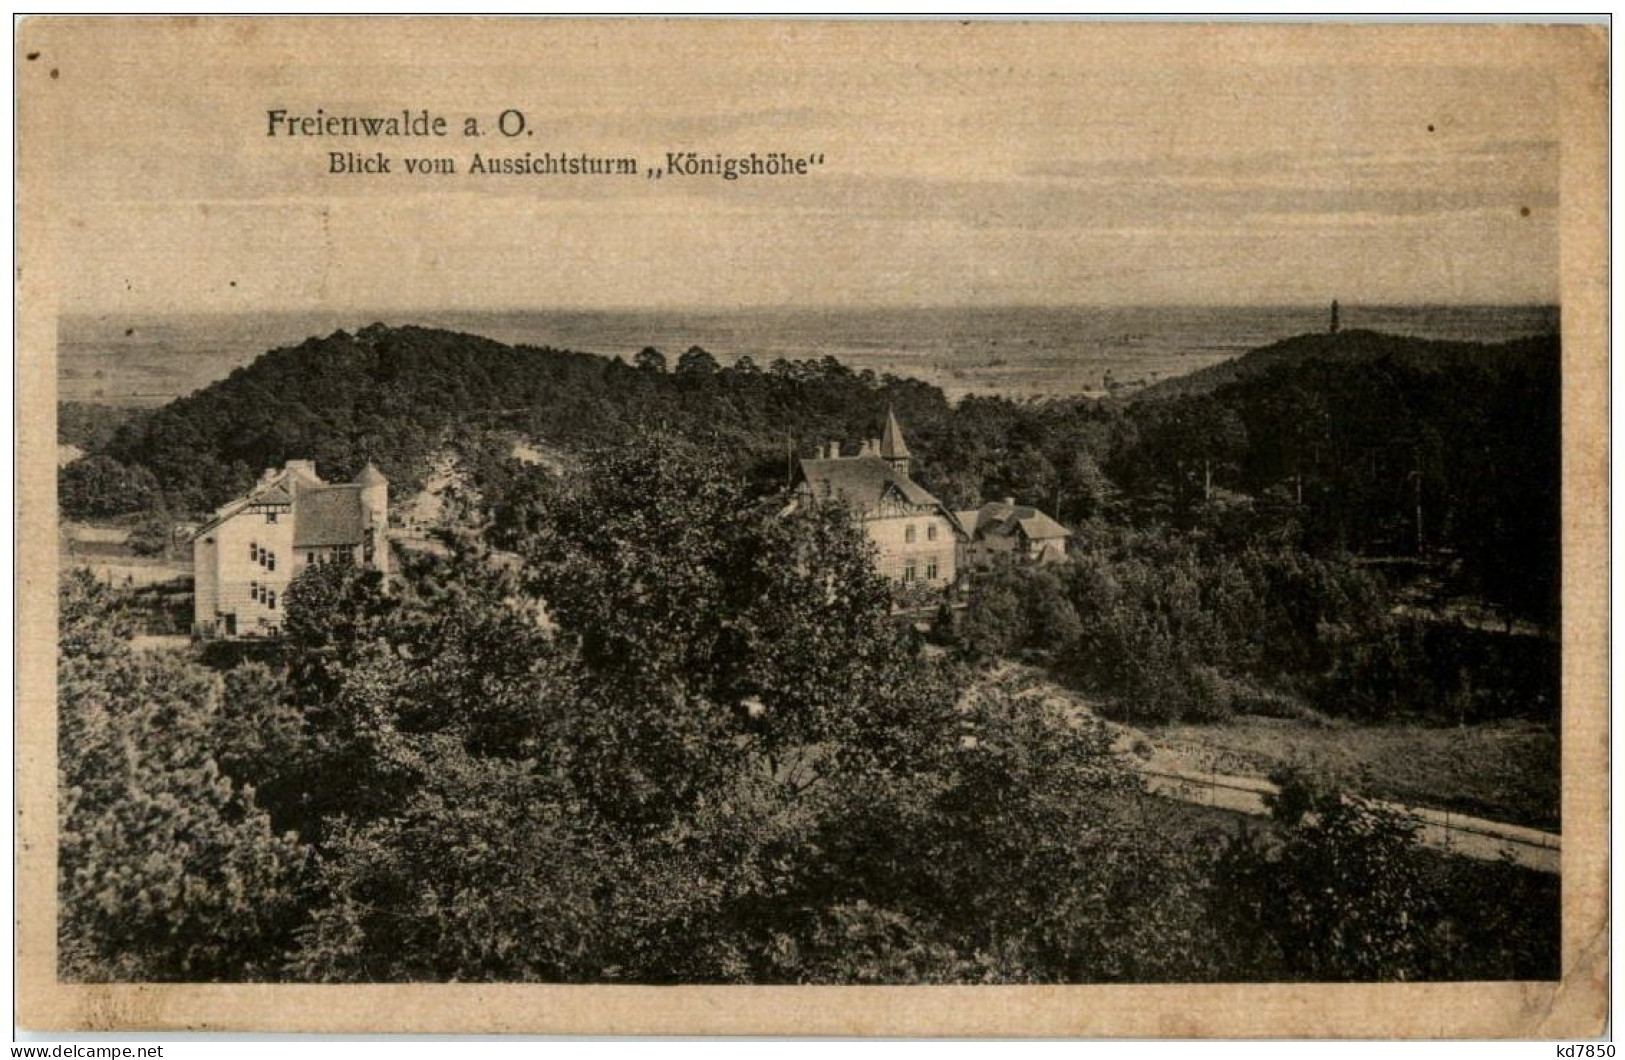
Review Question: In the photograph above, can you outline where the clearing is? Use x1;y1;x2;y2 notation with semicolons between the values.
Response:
1145;717;1558;833
985;666;1559;833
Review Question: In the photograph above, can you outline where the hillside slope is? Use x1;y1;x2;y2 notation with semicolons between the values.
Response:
99;323;951;512
1133;329;1557;402
72;320;1560;630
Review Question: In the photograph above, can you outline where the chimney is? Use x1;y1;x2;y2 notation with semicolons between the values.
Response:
827;440;840;459
1003;496;1016;507
283;459;319;484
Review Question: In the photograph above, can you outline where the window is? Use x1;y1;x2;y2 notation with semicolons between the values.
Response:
905;525;916;544
903;563;916;583
927;524;937;541
926;559;939;580
250;581;260;602
267;553;276;572
265;512;278;524
267;591;277;610
250;542;258;562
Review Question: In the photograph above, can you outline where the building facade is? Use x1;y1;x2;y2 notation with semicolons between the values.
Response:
192;459;389;638
792;410;966;587
956;499;1072;570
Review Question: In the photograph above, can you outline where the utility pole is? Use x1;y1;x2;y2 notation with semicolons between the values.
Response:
1411;450;1425;555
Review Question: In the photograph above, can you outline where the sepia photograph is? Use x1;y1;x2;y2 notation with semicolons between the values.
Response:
13;16;1609;1037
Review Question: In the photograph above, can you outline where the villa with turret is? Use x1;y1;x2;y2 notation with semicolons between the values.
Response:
789;410;1073;589
790;410;969;587
191;459;390;638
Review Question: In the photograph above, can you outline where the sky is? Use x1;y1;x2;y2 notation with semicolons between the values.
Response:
22;19;1583;314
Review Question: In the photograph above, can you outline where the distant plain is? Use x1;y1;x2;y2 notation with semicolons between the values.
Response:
58;304;1559;407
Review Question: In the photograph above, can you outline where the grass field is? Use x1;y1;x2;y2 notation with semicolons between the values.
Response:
986;666;1560;833
1147;716;1560;832
1107;788;1560;981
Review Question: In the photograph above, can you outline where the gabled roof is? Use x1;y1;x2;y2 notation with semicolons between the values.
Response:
1017;511;1070;540
796;456;967;538
293;486;369;547
257;480;295;506
193;470;297;537
799;456;925;513
963;501;1070;542
192;460;386;546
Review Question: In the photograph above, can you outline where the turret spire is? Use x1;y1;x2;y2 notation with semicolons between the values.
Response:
880;407;912;475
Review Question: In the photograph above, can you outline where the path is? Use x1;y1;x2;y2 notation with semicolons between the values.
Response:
983;665;1561;875
1139;760;1560;874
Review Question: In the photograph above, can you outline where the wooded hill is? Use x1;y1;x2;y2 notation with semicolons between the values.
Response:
1132;328;1554;402
63;321;1560;625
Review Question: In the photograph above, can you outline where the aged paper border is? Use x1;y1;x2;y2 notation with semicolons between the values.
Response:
13;17;1610;1037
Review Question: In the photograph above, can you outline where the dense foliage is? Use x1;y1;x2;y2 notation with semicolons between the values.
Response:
948;526;1557;726
58;445;1557;983
58;571;310;980
55;321;1561;983
1210;767;1428;981
69;323;1556;627
58;455;161;520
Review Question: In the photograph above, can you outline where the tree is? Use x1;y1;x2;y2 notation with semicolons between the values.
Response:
1208;768;1427;981
1023;568;1083;652
1059;451;1120;522
290;753;604;982
283;441;967;981
57;573;310;981
124;510;173;556
280;559;393;702
676;345;720;376
498;436;945;820
634;346;668;373
797;680;1224;983
58;455;160;519
958;570;1028;660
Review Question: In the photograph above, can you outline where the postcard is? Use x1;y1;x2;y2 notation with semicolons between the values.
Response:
15;17;1609;1037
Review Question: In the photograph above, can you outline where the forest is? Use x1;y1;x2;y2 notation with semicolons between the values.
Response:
63;322;1558;630
60;323;1559;727
59;438;1558;983
55;321;1562;982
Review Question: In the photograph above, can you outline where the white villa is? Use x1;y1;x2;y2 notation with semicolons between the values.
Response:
192;459;389;638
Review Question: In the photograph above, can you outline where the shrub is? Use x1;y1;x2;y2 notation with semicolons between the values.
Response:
1209;768;1427;981
124;511;173;557
1181;665;1237;722
58;455;161;520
